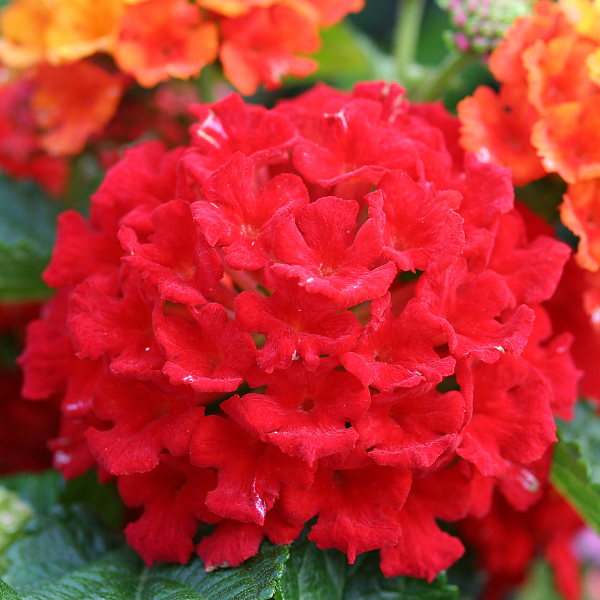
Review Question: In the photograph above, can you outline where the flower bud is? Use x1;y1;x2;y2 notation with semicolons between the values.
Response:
437;0;534;54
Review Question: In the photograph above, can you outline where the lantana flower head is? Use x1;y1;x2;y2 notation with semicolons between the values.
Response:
458;0;600;272
20;81;577;579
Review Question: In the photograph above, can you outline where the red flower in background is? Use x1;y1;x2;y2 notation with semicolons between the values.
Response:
0;370;59;474
19;81;577;582
460;482;584;600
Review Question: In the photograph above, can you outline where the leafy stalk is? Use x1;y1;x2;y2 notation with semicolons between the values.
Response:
393;0;427;89
410;49;477;102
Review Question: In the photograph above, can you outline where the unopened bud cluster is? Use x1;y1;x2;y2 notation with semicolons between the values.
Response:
438;0;533;54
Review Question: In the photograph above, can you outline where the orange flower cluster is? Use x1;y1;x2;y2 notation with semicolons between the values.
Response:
0;0;363;177
458;0;600;271
0;0;363;93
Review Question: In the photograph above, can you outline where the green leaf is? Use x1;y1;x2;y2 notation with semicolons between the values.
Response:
2;505;123;590
0;471;290;600
280;539;458;600
1;540;289;600
145;543;289;600
551;400;600;534
0;580;20;600
0;175;62;301
0;472;64;517
344;553;458;600
280;539;346;600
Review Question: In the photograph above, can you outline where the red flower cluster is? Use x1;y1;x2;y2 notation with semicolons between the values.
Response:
19;82;579;579
460;475;584;600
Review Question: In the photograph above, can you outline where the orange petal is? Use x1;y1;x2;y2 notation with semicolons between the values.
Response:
219;4;319;95
561;179;600;271
522;34;597;113
114;0;218;88
0;0;122;68
489;0;571;85
532;96;600;183
458;85;545;187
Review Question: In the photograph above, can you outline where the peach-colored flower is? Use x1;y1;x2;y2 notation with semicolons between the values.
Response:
0;0;123;68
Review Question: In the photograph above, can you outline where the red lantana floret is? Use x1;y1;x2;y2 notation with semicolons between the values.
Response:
19;81;576;579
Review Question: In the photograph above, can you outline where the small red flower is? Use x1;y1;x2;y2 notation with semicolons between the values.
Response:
222;359;370;464
86;375;205;476
156;303;256;393
281;448;411;563
235;267;362;372
194;152;309;270
458;356;557;478
119;456;221;566
271;195;397;308
190;415;314;525
367;170;464;273
340;294;455;391
380;464;471;581
120;199;223;305
354;385;465;469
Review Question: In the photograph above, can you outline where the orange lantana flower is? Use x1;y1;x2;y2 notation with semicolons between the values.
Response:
0;0;364;94
220;4;319;95
561;180;600;271
0;0;363;162
459;84;546;187
114;0;218;88
0;0;123;68
458;0;600;271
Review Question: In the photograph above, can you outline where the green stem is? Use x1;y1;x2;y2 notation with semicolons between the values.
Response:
393;0;427;88
197;64;217;103
411;50;478;102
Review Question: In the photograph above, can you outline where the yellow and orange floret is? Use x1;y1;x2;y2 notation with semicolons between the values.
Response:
0;0;363;158
458;0;600;273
